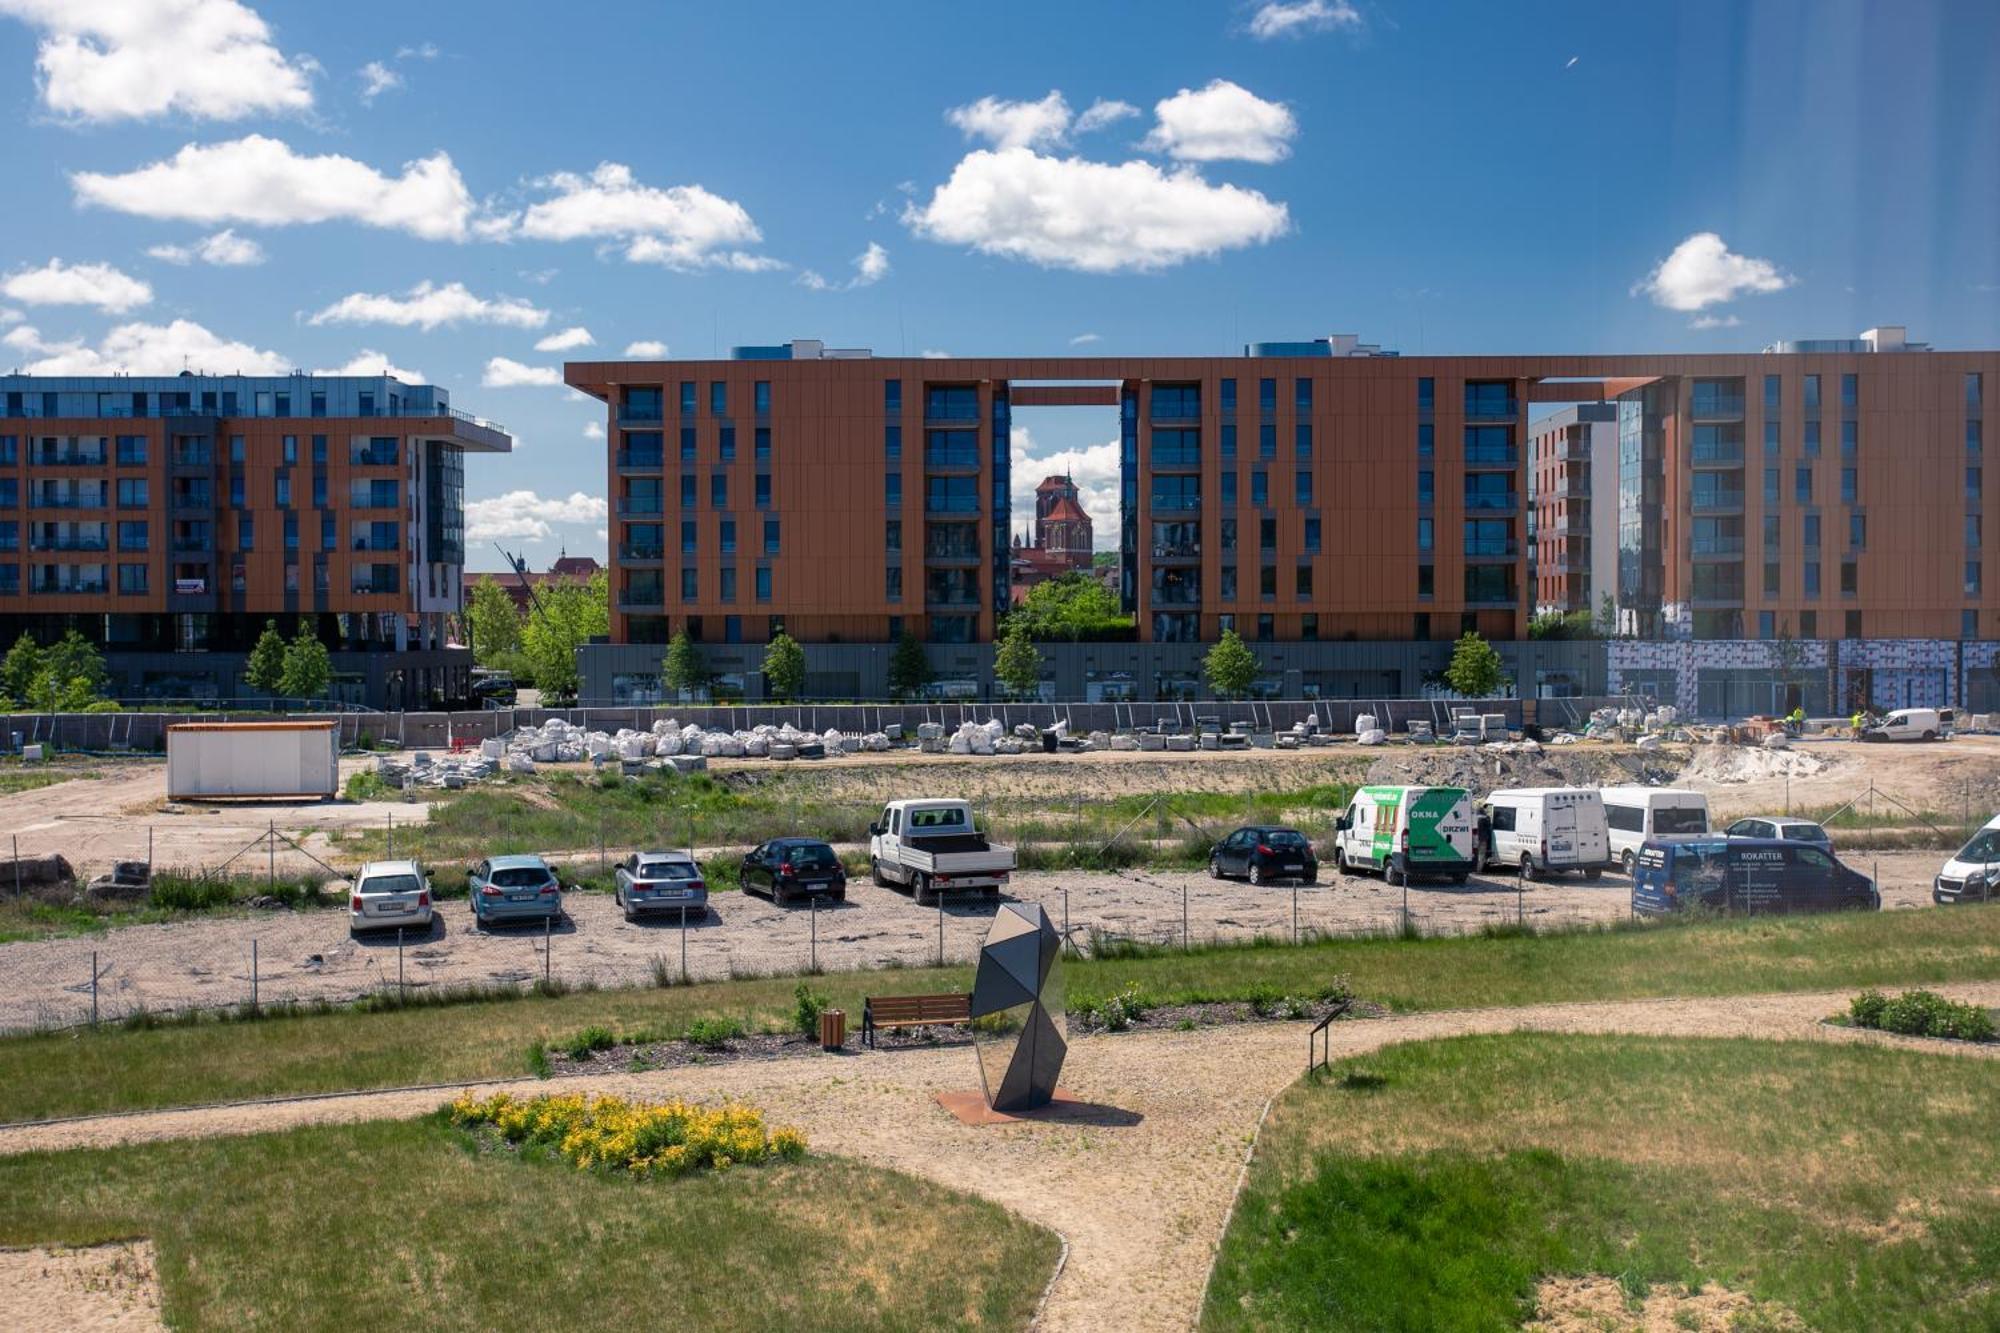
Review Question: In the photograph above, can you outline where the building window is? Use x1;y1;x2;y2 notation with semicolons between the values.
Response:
885;566;902;601
719;425;736;462
118;521;147;552
1304;517;1321;552
1220;565;1237;599
1968;515;1983;549
1220;378;1237;413
1295;378;1312;411
681;520;697;555
754;381;771;414
229;435;245;464
1804;420;1821;455
1259;516;1277;551
1465;381;1515;417
1845;610;1862;638
1804;562;1820;597
1841;559;1858;595
1850;513;1866;548
1764;420;1780;457
1418;564;1434;598
1804;514;1820;548
1220;471;1237;505
1971;420;1984;457
755;427;771;462
1149;384;1200;419
1764;467;1779;504
680;474;696;507
1840;420;1857;457
681;569;697;601
709;382;727;415
239;515;254;550
1295;563;1312;598
1301;613;1318;640
710;475;727;508
1758;611;1775;639
1970;467;1983;501
1258;422;1275;458
1251;471;1268;506
1840;373;1858;412
116;435;147;466
1764;561;1780;596
284;512;298;551
1968;562;1983;596
321;514;335;551
1417;378;1434;412
1255;613;1274;641
1417;516;1433;552
1965;610;1980;640
117;478;148;508
886;473;902;507
755;474;771;508
1798;609;1816;637
275;476;291;508
1294;423;1312;459
229;476;245;508
1418;423;1434;457
1258;378;1276;413
1763;374;1781;414
1418;470;1434;505
885;518;901;553
1795;466;1812;503
1295;470;1312;505
719;518;736;555
763;518;780;555
719;568;739;602
118;563;147;595
755;567;772;602
1802;374;1820;412
1840;468;1857;504
1220;518;1237;553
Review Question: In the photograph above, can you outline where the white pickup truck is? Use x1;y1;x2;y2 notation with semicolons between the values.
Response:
868;799;1016;903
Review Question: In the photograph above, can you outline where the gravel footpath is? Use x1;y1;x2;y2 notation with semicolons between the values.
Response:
7;983;1998;1332
0;853;1955;1030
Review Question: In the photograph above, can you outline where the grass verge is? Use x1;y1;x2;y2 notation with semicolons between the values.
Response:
4;904;1999;1124
0;1116;1056;1331
1202;1032;2000;1331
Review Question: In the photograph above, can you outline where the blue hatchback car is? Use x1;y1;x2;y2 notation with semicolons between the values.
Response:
1631;836;1878;917
468;854;563;927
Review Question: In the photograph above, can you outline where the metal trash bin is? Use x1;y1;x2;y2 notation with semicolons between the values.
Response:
818;1009;846;1051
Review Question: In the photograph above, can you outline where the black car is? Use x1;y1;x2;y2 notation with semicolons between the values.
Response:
741;838;847;904
1209;826;1318;886
469;673;517;707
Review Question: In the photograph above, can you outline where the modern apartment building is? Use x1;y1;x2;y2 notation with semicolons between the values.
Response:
1530;404;1618;618
0;373;511;708
569;330;2000;712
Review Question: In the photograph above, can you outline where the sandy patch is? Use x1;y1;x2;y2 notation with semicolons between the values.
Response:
1528;1274;1805;1331
0;1240;165;1332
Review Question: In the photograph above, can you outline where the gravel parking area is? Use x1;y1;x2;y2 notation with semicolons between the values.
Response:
0;851;1954;1031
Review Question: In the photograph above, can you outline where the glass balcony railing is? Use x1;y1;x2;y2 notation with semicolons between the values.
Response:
1463;491;1518;511
617;498;664;516
617;449;664;468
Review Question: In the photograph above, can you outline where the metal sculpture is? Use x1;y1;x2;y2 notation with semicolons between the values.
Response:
968;902;1066;1112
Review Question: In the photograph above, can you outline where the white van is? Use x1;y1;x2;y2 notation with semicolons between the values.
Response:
1865;707;1945;743
1933;814;2000;904
1600;786;1711;874
1332;785;1476;886
1481;788;1611;880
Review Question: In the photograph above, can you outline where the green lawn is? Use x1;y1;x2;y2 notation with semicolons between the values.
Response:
1203;1033;2000;1331
0;768;91;796
0;1117;1056;1332
6;905;2000;1124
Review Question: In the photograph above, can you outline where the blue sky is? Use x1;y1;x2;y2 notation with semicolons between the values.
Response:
0;0;1994;569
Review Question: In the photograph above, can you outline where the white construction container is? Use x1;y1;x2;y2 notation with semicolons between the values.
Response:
166;722;340;801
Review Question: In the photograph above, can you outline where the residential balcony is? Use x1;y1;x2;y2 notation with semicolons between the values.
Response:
1691;491;1745;514
1151;542;1201;562
350;538;400;553
1464;446;1519;467
1463;492;1519;512
616;407;664;426
29;537;109;552
1149;493;1202;514
618;587;667;610
29;451;107;467
921;446;980;470
350;578;401;596
1690;395;1746;421
1691;537;1746;558
617;498;665;516
618;544;666;562
1691;442;1745;465
1464;539;1520;560
617;449;664;469
30;577;109;595
30;494;109;510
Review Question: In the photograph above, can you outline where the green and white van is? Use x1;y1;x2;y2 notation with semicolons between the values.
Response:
1333;785;1476;885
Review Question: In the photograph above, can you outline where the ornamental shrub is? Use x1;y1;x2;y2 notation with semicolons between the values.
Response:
448;1091;807;1176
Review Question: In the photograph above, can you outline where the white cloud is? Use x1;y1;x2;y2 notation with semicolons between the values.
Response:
0;307;21;325
145;227;264;266
946;91;1072;150
314;349;424;381
481;356;562;388
1246;0;1362;40
309;280;548;331
396;42;438;61
1689;313;1743;330
465;490;607;543
1;258;151;312
72;135;477;241
623;339;668;357
1069;332;1102;345
921;349;952;359
904;147;1289;273
4;318;287;375
1142;80;1297;163
1633;232;1794;312
799;241;891;292
534;325;595;352
1010;426;1120;551
357;59;400;102
1074;99;1139;134
583;421;605;439
511;162;773;270
0;0;316;123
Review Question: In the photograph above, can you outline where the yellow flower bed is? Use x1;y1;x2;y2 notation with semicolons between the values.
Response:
448;1091;807;1177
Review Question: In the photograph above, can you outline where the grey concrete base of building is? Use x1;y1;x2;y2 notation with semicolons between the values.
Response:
98;648;474;712
579;639;1610;708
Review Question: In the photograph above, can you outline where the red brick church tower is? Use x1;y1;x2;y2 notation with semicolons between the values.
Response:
1033;474;1093;573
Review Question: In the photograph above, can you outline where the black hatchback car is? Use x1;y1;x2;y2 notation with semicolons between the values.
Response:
1209;826;1318;885
740;838;847;904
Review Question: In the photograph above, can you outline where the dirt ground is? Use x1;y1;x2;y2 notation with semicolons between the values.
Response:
4;734;1994;887
5;984;1996;1332
0;851;1957;1031
0;1239;165;1332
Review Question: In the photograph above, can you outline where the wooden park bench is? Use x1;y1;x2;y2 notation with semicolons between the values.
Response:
862;992;971;1048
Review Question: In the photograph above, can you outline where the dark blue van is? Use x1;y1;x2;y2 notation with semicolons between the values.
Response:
1630;836;1879;916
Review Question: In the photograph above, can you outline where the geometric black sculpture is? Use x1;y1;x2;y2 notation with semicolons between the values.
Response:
968;902;1066;1112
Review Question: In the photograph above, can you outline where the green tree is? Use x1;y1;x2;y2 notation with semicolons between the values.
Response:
994;623;1043;697
663;628;706;701
1011;572;1131;641
20;632;111;711
1528;610;1596;641
520;571;609;702
278;624;332;700
1596;591;1618;638
1;632;46;701
466;578;523;665
1202;629;1258;699
245;620;288;693
887;631;932;700
1445;630;1506;697
761;632;806;700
